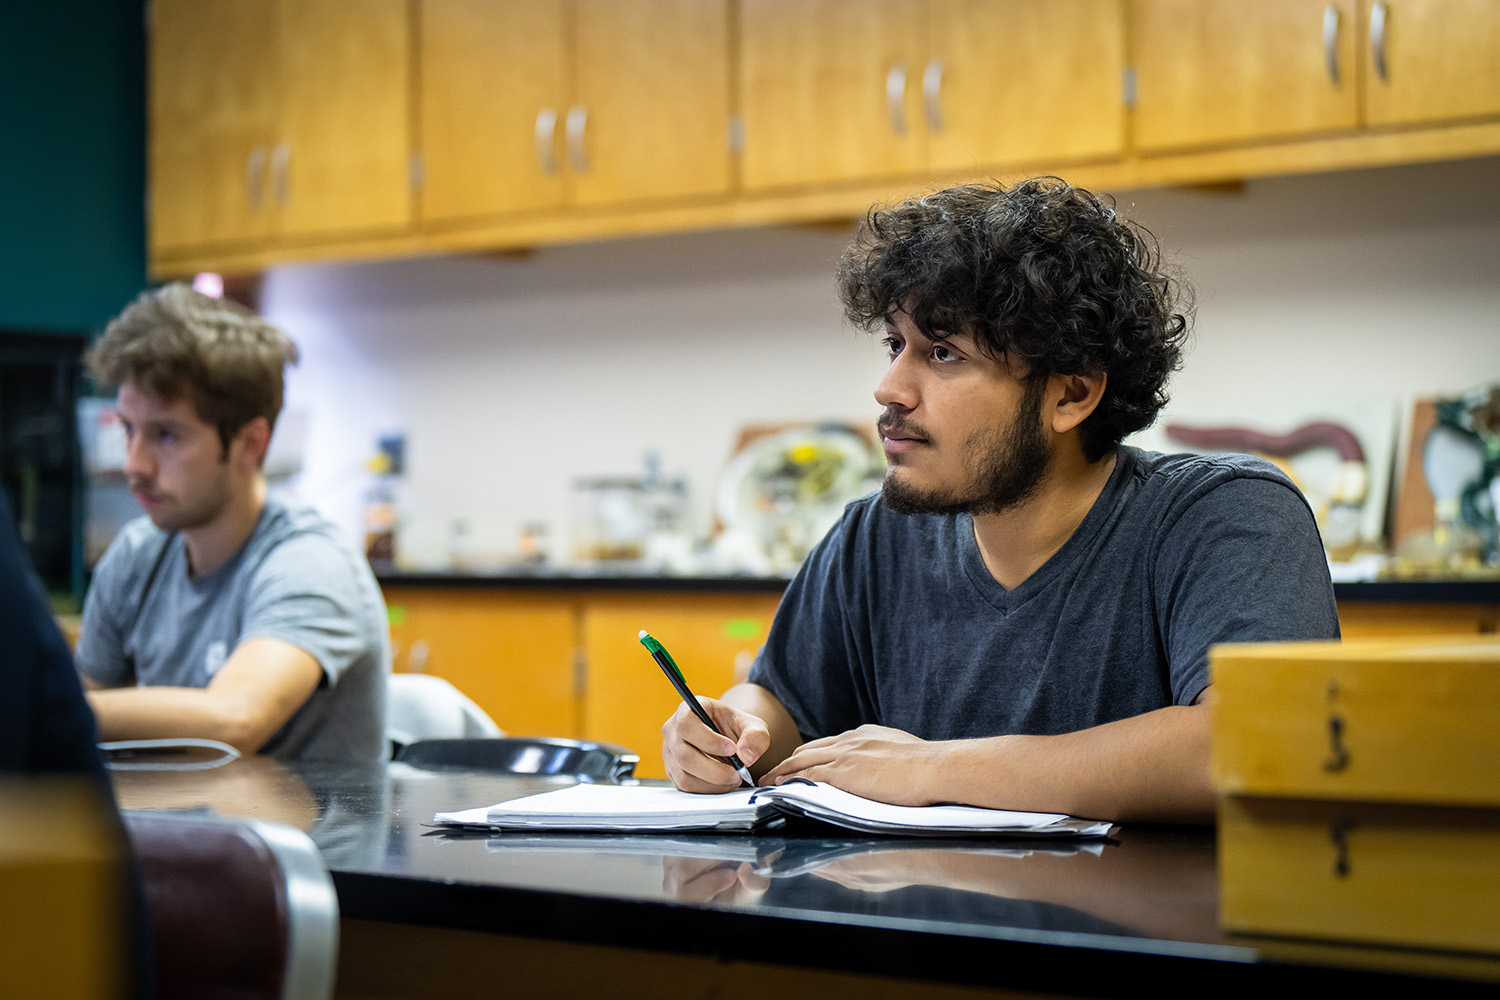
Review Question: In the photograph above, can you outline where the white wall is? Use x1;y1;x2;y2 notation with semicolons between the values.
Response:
264;156;1500;567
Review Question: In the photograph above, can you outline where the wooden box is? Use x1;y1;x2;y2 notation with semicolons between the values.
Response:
1210;638;1500;953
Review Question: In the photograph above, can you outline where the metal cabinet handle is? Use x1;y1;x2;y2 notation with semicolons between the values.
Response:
407;639;429;674
245;147;266;210
535;108;559;175
565;105;589;173
1370;1;1389;83
270;143;290;206
885;64;908;136
922;60;945;132
1322;5;1341;85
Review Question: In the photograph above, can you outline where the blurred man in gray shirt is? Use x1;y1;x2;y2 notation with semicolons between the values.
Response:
76;284;388;763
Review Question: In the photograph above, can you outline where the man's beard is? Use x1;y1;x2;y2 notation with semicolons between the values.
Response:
881;378;1052;517
129;467;232;533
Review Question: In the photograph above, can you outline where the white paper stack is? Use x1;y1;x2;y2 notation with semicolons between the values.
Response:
434;781;1113;838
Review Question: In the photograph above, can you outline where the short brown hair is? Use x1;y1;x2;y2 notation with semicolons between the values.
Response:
87;283;299;453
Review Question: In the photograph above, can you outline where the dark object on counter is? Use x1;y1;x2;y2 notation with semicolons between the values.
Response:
396;736;639;783
124;810;338;1000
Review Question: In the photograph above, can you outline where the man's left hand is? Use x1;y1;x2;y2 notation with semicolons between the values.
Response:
758;724;944;806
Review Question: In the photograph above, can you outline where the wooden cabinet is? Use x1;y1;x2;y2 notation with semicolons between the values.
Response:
418;0;732;225
380;583;781;776
924;0;1126;171
1132;0;1361;152
737;0;1125;191
144;0;1500;277
580;592;782;780
1132;0;1500;153
149;0;278;251
1337;600;1499;639
148;0;411;255
1363;0;1500;127
383;587;580;739
418;0;569;222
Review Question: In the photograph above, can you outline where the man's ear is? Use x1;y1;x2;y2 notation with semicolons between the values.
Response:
231;417;273;470
1047;371;1107;435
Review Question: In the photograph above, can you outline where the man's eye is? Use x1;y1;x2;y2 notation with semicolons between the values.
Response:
882;336;904;357
931;345;957;363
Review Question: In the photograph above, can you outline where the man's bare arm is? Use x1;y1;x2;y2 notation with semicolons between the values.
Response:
761;692;1215;824
86;636;323;754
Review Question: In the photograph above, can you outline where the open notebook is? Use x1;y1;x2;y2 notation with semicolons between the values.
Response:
433;780;1113;838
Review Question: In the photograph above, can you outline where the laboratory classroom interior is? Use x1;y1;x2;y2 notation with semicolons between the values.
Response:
3;1;1500;998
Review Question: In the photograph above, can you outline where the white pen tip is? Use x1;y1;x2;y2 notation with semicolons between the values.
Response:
638;629;649;639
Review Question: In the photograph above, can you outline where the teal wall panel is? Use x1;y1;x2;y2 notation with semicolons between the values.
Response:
0;0;146;334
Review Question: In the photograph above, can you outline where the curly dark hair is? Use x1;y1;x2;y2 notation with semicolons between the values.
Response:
837;177;1192;462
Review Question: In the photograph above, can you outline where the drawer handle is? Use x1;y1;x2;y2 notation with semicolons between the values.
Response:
1330;817;1354;878
270;143;290;207
922;59;945;132
1321;5;1341;85
535;108;559;176
245;147;266;210
1370;1;1389;83
1322;714;1350;772
565;105;589;173
886;64;908;136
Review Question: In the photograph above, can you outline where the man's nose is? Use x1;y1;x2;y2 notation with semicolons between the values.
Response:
874;354;917;412
122;435;152;479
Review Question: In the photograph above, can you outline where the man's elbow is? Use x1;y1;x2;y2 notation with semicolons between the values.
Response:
204;703;285;755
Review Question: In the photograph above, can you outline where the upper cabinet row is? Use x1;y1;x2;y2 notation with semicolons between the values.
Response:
147;0;1500;270
1133;0;1500;150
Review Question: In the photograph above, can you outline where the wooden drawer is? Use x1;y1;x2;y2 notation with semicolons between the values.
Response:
1219;795;1500;954
1210;638;1500;808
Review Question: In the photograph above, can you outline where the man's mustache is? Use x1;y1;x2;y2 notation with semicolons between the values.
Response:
877;411;930;441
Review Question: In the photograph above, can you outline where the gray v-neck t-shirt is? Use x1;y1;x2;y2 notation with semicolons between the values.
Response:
77;500;390;762
749;447;1340;742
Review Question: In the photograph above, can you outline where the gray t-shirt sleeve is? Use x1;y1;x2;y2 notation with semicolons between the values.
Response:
239;532;375;686
75;523;158;689
1151;473;1340;705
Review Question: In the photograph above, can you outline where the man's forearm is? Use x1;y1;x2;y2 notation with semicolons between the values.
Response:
933;701;1214;823
87;686;270;752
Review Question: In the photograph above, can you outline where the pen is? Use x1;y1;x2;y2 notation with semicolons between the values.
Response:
638;629;755;788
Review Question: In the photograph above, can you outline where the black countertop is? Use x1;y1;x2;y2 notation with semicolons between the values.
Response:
112;758;1500;995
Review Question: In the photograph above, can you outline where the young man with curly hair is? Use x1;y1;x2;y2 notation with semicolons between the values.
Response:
75;283;389;763
663;178;1338;822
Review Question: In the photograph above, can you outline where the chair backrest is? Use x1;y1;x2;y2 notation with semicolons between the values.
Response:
123;811;338;1000
396;737;639;783
386;673;503;753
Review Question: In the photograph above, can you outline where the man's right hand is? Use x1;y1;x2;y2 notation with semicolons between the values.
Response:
661;696;771;793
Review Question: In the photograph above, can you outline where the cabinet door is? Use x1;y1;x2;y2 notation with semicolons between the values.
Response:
419;0;569;223
149;0;278;252
276;0;412;237
739;0;927;190
580;593;782;779
1363;0;1500;126
1133;0;1360;151
572;0;733;207
384;588;580;739
926;0;1125;171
